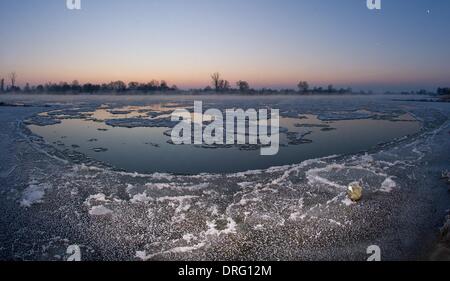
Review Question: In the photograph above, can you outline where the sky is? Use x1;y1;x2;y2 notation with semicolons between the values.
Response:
0;0;449;91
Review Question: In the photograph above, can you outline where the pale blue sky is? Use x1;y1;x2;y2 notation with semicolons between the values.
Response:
0;0;449;91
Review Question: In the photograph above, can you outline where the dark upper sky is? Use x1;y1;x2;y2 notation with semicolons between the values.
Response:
1;0;449;91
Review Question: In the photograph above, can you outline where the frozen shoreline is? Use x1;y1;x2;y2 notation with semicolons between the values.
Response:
0;94;449;261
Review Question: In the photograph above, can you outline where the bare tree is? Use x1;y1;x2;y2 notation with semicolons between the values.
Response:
24;83;31;92
236;80;250;92
210;72;231;92
128;81;139;91
219;80;230;91
160;80;169;90
211;72;221;91
327;84;335;93
0;78;4;92
297;81;309;93
9;72;17;89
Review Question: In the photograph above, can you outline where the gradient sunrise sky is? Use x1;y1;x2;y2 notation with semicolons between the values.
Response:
0;0;449;91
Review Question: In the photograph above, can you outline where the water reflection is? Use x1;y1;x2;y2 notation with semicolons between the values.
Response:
29;105;421;174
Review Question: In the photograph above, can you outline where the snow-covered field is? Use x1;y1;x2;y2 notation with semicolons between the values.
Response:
0;94;449;261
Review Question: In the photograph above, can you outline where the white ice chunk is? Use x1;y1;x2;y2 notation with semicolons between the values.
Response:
380;177;397;193
20;183;49;207
88;205;113;216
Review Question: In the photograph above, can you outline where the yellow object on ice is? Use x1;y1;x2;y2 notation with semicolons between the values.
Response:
347;182;363;202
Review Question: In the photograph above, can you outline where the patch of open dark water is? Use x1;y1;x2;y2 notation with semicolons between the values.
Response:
28;101;422;174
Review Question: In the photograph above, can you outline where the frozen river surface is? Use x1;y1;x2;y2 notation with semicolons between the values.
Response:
0;94;449;260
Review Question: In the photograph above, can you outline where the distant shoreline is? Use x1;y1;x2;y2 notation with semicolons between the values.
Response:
0;90;441;96
1;92;449;106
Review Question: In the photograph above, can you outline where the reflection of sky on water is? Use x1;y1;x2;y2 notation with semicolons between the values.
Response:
29;106;421;174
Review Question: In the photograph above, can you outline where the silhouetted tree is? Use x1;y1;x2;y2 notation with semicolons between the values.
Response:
297;81;309;93
211;72;221;91
24;83;31;92
236;80;250;92
150;80;160;90
108;81;126;92
160;80;169;91
437;87;450;95
82;83;101;93
60;82;71;92
417;89;427;95
337;87;351;94
0;78;4;92
128;82;139;91
313;87;323;93
9;72;17;89
219;79;230;91
327;84;335;93
71;80;82;92
210;72;231;92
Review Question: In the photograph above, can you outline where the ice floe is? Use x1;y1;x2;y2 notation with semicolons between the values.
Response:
88;205;113;216
380;177;397;193
20;181;50;207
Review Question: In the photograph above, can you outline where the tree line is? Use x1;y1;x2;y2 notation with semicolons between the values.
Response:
437;87;450;95
0;73;178;94
0;71;447;95
203;72;354;94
